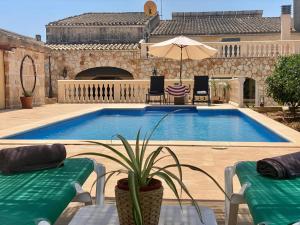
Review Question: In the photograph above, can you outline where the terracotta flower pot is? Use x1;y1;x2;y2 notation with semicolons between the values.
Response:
20;96;33;109
115;178;163;225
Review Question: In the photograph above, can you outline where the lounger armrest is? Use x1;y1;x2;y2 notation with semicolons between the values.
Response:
73;182;93;205
93;161;106;206
224;164;248;225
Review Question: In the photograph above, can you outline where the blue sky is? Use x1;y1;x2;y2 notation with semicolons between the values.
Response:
0;0;292;41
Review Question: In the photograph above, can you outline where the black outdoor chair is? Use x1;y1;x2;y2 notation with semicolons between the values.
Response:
146;76;165;104
192;76;211;105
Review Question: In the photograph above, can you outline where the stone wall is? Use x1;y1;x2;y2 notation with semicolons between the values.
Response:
4;48;45;108
47;48;278;106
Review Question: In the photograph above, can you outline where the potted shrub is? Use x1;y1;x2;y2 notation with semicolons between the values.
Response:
20;91;34;109
210;79;219;103
223;82;231;103
75;114;226;225
19;55;37;109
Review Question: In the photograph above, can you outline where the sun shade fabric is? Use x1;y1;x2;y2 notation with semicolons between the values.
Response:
0;144;66;174
236;161;300;225
166;85;190;97
257;151;300;179
0;158;94;225
148;36;218;60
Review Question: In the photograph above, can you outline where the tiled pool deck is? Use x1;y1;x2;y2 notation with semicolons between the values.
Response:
1;104;300;225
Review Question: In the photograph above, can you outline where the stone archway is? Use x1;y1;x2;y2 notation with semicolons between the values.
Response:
243;78;256;106
75;67;134;80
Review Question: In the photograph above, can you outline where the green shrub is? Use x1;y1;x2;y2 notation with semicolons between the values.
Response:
266;55;300;116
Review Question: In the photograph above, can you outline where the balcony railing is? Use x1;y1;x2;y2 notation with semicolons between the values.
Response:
140;40;300;59
58;80;190;104
57;79;230;104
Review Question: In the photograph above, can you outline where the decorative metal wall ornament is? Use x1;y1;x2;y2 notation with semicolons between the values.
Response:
20;54;37;95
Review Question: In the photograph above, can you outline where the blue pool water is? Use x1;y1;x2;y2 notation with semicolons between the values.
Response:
5;107;288;142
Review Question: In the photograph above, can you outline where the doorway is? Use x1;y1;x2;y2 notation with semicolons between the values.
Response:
243;78;256;106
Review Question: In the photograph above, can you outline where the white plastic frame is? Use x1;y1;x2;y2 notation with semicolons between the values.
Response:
224;164;250;225
37;160;106;225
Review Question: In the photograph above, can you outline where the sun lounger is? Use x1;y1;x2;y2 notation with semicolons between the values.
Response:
225;161;300;225
192;76;211;105
146;76;165;104
0;158;105;225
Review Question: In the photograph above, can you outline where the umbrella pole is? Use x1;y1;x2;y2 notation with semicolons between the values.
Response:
180;46;183;85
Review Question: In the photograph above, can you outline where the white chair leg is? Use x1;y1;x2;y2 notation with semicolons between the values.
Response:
94;162;106;206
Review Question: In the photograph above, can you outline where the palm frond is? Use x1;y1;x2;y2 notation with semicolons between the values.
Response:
85;141;135;170
71;152;132;171
117;134;140;175
128;171;143;225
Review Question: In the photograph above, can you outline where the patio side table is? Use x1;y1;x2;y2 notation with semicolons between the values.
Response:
69;204;217;225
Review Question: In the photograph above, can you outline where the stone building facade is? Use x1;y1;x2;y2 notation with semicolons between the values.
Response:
47;43;276;105
0;28;47;109
45;0;300;106
1;0;300;109
2;0;300;108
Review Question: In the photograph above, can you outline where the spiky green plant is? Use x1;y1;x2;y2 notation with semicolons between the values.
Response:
74;113;227;225
23;91;33;97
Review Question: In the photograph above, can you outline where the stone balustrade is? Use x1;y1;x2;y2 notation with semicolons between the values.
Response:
58;79;231;104
58;79;193;103
141;40;300;59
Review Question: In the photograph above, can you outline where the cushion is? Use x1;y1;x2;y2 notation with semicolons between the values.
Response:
0;144;66;174
196;91;207;95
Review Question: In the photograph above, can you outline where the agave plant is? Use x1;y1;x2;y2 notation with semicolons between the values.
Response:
74;113;227;225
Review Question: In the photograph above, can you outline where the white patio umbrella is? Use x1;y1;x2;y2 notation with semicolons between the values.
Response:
149;35;218;84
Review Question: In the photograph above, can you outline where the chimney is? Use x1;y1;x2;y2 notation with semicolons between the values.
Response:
35;34;41;42
281;5;292;40
294;0;300;32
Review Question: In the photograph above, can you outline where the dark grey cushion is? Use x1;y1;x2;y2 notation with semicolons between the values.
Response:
0;144;66;174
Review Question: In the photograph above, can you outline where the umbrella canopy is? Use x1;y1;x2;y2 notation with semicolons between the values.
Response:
149;36;218;84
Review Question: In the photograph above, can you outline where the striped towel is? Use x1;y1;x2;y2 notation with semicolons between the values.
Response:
166;85;190;97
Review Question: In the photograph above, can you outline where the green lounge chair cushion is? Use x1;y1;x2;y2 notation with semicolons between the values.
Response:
0;158;94;225
236;161;300;225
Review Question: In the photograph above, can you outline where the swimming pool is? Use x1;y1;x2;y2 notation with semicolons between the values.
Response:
4;107;288;142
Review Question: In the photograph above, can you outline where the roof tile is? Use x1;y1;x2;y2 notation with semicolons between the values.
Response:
151;17;281;35
46;43;139;51
48;12;154;26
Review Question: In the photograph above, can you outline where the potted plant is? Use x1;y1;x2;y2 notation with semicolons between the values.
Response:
223;82;231;103
210;79;219;103
20;91;34;109
19;55;37;109
75;114;227;225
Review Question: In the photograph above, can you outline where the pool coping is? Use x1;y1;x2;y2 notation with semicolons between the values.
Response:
0;105;300;147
